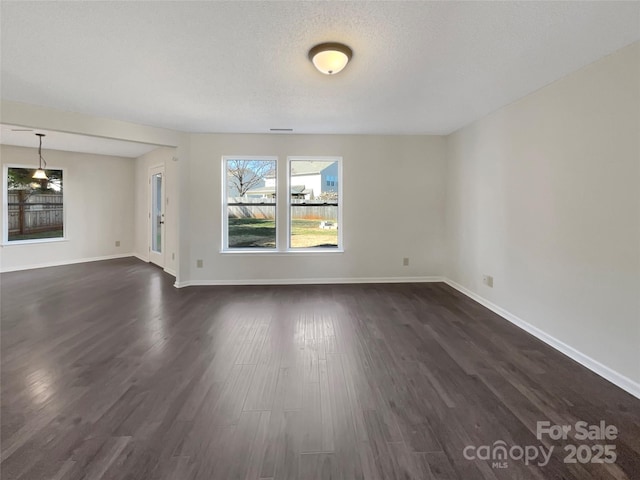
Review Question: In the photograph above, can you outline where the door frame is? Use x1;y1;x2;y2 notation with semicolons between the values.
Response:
148;164;166;268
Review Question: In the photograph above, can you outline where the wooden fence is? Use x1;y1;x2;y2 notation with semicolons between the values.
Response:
7;191;63;237
227;198;276;220
227;197;338;221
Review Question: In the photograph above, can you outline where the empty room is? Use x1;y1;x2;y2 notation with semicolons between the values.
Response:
1;1;638;479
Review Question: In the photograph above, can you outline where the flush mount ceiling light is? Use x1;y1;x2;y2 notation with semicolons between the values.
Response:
32;133;48;180
308;42;353;75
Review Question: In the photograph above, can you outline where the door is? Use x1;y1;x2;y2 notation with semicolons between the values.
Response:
149;166;165;268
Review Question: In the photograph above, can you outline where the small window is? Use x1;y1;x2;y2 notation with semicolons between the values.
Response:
4;166;64;242
289;157;341;249
223;157;277;249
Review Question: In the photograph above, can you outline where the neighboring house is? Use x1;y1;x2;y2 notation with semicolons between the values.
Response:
249;161;338;199
244;185;274;199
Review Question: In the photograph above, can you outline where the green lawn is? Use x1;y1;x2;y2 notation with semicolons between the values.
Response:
9;229;63;241
290;219;338;248
228;218;337;248
228;218;276;248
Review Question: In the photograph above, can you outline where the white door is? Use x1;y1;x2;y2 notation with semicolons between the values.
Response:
149;166;165;268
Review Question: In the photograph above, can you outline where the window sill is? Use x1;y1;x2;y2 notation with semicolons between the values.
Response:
2;237;68;246
221;249;280;254
285;248;344;254
220;248;344;255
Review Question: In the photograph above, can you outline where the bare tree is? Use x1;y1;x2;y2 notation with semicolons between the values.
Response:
227;160;274;197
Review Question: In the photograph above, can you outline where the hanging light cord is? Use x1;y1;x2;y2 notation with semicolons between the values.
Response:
37;134;47;170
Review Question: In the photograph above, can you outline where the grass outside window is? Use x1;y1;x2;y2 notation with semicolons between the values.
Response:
228;218;338;249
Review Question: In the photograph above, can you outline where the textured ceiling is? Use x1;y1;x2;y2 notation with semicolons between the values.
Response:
1;1;639;135
0;124;160;158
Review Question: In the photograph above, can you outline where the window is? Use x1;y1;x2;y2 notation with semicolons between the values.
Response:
288;157;341;250
4;166;64;243
223;157;277;250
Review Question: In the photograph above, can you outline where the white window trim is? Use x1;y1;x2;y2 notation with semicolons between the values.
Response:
286;156;343;253
221;155;279;253
2;163;67;246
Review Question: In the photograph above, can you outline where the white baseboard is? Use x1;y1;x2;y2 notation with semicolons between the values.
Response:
163;267;176;277
174;275;443;288
0;253;135;273
133;253;149;263
443;278;640;400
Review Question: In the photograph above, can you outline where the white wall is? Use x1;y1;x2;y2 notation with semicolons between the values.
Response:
445;42;640;387
0;145;135;271
187;133;446;283
134;146;178;276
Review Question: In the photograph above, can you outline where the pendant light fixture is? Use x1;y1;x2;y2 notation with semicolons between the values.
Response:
308;42;353;75
32;133;48;180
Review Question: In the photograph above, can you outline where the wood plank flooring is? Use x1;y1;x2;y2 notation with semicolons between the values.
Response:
1;258;638;479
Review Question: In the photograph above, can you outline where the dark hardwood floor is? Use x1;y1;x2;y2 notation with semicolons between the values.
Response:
1;258;638;480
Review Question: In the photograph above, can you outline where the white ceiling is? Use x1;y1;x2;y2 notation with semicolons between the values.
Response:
0;124;159;158
1;1;639;135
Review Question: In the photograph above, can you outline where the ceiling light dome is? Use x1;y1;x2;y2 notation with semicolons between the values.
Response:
308;42;353;75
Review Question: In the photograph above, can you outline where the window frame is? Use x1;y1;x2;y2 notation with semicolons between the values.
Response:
2;163;67;246
286;156;343;253
221;155;279;253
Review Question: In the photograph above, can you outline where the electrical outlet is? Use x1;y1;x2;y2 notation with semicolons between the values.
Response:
197;259;203;268
115;240;120;247
172;253;175;261
403;257;409;266
483;275;494;288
